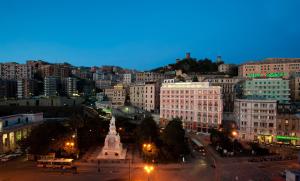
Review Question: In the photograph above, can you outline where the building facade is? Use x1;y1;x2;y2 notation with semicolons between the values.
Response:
290;76;300;102
130;84;144;109
104;84;126;108
122;73;135;84
239;58;300;78
276;113;300;145
243;78;290;104
135;72;165;83
0;63;33;80
129;82;160;112
40;64;71;78
44;76;58;97
17;79;38;99
0;113;44;153
218;64;235;73
160;82;223;132
62;77;77;97
0;79;17;99
204;77;242;112
234;99;277;143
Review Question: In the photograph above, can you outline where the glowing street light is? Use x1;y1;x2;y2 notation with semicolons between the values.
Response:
232;131;238;137
231;131;238;155
144;165;154;181
65;141;74;147
144;165;154;173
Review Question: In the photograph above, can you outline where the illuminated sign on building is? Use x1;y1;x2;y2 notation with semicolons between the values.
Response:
248;72;287;78
276;135;300;141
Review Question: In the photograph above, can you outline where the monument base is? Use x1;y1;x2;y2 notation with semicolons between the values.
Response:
97;148;127;160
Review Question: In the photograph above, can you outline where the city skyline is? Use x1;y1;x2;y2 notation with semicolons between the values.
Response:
1;0;300;70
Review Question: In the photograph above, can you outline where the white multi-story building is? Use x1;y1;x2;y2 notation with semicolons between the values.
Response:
218;64;235;73
0;113;44;153
44;76;58;97
63;77;77;97
160;82;223;132
234;99;277;143
122;73;135;84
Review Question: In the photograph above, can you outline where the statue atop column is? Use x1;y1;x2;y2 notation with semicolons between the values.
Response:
97;116;127;159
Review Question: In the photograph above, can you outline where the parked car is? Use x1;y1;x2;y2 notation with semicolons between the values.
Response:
1;154;19;162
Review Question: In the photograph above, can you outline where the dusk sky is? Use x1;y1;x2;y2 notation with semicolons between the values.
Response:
0;0;300;70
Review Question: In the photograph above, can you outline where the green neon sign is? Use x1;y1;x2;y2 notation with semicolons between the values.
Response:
247;72;287;78
266;72;287;78
276;135;300;140
248;73;261;78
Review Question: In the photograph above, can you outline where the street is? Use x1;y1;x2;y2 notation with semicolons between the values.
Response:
0;134;299;181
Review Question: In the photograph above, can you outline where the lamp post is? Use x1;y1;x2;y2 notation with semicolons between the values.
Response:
144;165;154;181
231;131;238;155
143;143;153;162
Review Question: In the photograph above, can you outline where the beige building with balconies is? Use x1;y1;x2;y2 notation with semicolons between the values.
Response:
104;84;127;108
129;82;160;112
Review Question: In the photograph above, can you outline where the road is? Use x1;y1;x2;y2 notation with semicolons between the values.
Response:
0;135;299;181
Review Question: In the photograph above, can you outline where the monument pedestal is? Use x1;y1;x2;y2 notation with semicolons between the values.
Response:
97;116;127;160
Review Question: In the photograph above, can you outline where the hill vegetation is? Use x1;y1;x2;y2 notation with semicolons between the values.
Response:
152;57;224;74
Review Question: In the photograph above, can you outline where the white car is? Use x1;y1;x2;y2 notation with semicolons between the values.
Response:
0;154;18;162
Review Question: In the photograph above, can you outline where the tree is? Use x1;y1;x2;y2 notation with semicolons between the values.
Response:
192;76;198;82
24;121;71;155
136;116;158;145
161;118;188;161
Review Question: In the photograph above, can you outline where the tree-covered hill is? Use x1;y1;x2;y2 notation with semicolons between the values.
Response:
151;57;223;74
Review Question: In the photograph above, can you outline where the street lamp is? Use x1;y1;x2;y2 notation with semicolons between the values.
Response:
231;131;238;155
232;131;238;137
144;165;154;181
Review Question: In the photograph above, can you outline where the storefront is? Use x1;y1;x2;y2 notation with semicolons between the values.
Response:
257;134;274;144
275;135;300;146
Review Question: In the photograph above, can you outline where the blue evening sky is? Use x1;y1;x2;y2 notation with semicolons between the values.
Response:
0;0;300;70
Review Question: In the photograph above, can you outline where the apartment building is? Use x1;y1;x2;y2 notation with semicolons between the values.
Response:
104;84;126;108
123;73;136;84
243;78;290;104
62;77;77;97
0;79;17;99
130;84;144;108
130;82;160;112
204;77;242;112
239;58;300;78
17;79;38;99
290;76;300;102
276;113;300;145
135;72;165;83
40;64;71;78
44;76;59;97
234;99;277;143
0;63;33;80
160;82;223;132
